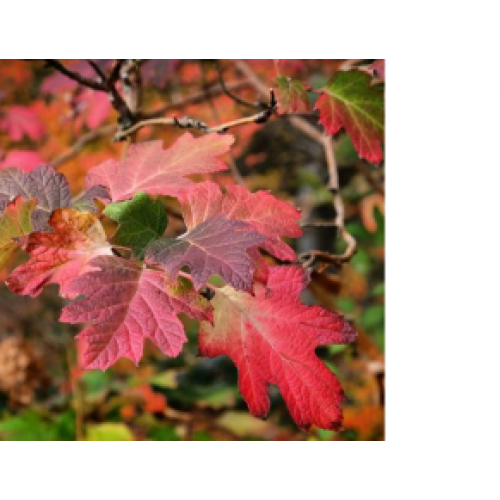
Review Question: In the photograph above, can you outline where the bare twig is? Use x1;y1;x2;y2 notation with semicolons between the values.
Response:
113;90;276;142
235;60;357;269
143;79;251;119
202;63;246;186
44;59;104;91
215;60;264;110
50;81;251;169
45;59;135;129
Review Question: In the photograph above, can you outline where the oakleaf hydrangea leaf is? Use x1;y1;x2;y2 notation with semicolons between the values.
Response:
200;265;357;430
60;255;212;369
104;192;167;257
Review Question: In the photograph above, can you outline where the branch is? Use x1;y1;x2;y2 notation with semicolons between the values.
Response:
202;63;246;186
44;59;104;91
232;61;358;269
113;90;277;142
50;81;251;169
44;59;135;130
86;59;135;129
142;79;251;119
214;60;264;110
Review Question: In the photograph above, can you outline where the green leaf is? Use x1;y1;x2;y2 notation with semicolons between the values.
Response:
315;71;384;164
86;422;134;441
104;192;167;257
0;411;50;441
148;425;180;441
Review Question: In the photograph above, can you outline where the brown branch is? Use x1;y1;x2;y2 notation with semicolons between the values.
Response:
44;59;104;91
113;95;276;142
45;59;135;130
235;60;358;269
50;81;251;169
119;59;142;116
142;79;251;119
215;60;264;110
202;63;246;186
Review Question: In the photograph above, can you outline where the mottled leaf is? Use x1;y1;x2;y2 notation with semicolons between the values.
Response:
0;165;71;230
71;185;111;214
275;76;310;114
6;208;112;298
199;265;357;430
86;133;234;202
179;181;302;261
146;215;265;291
104;192;166;257
315;71;384;164
60;255;212;369
0;196;35;271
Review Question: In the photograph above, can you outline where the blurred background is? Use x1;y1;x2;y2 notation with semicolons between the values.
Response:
0;59;384;440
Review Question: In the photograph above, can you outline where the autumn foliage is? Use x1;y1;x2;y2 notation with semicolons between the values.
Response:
0;59;385;438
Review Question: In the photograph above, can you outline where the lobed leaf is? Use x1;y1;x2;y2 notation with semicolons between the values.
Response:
60;255;212;369
315;70;384;164
199;265;357;430
85;133;234;202
275;76;310;115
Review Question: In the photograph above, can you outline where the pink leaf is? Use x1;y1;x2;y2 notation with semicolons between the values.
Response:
86;133;234;202
60;255;212;369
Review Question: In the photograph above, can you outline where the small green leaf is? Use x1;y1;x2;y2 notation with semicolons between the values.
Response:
87;422;134;441
104;192;167;257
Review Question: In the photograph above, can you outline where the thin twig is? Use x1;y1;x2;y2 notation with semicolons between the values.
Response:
203;63;246;186
50;81;251;169
113;92;276;142
142;79;251;119
44;59;104;91
233;60;358;269
215;60;264;110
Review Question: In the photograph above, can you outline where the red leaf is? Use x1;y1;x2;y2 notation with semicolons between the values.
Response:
145;215;265;291
0;105;45;141
199;265;356;430
275;76;310;115
6;208;112;298
60;255;212;369
315;71;384;164
86;134;234;202
178;181;302;261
